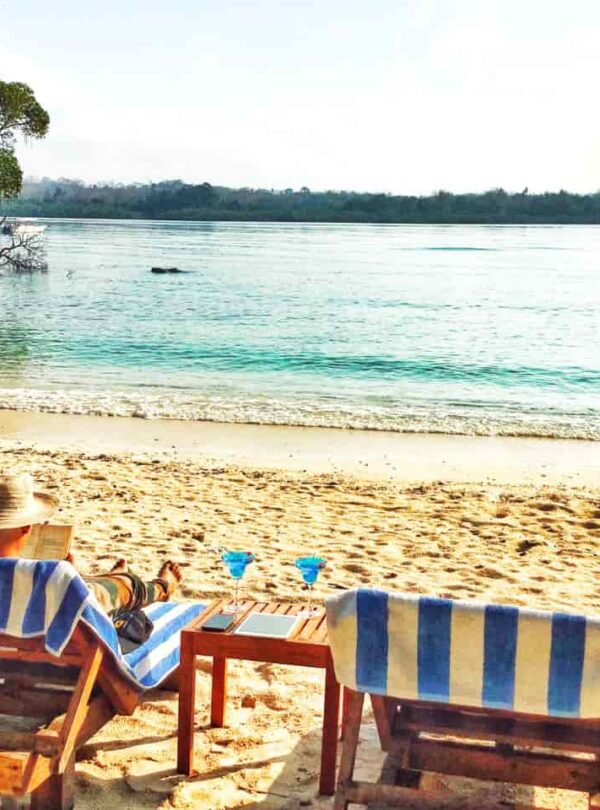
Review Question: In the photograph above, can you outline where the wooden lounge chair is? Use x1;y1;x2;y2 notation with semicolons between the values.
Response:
0;558;205;809
327;588;600;809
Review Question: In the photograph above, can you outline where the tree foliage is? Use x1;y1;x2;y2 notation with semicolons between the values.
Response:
0;80;49;200
0;148;22;199
0;80;49;271
6;178;600;224
0;81;49;153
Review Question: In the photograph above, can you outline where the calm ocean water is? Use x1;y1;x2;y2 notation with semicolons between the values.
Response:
0;219;599;439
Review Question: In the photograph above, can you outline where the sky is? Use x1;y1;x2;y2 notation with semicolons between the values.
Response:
1;0;600;194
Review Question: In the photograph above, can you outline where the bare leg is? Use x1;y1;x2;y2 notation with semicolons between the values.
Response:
156;560;183;598
85;560;183;613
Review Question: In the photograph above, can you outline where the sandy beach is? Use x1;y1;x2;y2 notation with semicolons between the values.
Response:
2;411;600;808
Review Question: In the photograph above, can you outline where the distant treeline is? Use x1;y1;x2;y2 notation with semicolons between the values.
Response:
5;178;600;224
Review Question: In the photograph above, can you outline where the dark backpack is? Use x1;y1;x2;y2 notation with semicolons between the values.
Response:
112;609;154;654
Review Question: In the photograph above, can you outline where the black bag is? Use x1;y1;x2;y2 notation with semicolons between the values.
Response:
112;608;154;653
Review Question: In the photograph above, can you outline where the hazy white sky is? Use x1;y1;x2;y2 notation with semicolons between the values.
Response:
1;0;600;193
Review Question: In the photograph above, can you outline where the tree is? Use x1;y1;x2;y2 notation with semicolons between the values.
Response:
0;81;49;272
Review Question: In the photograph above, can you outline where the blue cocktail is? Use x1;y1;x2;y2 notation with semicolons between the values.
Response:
222;550;254;614
295;556;326;618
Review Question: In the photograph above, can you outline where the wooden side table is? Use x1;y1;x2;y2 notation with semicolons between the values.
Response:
176;598;341;795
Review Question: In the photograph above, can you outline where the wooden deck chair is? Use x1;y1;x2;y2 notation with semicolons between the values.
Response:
0;558;206;809
327;588;600;809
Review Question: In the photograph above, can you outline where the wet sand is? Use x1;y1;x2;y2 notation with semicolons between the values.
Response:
1;408;598;485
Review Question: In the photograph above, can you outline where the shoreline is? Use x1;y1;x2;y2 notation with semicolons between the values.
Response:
1;408;598;486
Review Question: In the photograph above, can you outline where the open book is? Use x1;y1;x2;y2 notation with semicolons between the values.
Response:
22;524;74;561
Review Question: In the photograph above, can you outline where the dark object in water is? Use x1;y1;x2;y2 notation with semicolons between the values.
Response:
151;266;183;274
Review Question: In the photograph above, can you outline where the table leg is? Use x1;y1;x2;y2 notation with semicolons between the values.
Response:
177;634;196;775
319;664;341;795
210;655;229;727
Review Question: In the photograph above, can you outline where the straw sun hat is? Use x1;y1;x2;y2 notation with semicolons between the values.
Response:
0;473;58;530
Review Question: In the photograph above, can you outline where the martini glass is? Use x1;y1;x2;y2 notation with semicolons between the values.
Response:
221;550;254;614
295;556;326;618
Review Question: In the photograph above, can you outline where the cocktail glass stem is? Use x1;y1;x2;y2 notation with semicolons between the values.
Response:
233;580;240;612
306;583;313;615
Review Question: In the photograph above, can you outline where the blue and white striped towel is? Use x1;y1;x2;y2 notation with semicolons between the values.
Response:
326;588;600;718
0;559;205;690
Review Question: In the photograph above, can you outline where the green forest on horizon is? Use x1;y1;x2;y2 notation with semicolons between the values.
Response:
5;178;600;224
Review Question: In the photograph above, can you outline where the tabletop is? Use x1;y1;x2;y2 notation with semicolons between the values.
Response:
187;598;329;644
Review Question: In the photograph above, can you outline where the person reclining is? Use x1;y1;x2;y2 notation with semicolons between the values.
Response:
0;473;182;615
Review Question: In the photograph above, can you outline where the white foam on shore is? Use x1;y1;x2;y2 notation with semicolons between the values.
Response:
0;386;598;441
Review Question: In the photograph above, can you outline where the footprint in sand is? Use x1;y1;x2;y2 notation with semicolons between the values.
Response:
343;562;369;575
260;691;287;711
478;566;505;580
256;663;275;683
533;501;559;512
516;539;541;555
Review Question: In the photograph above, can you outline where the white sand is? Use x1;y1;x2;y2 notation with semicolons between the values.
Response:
1;411;599;809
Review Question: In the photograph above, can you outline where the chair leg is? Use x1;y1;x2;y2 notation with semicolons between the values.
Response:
30;755;75;810
371;695;398;750
333;689;365;810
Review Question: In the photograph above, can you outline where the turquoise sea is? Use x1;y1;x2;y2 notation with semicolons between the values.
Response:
0;219;599;439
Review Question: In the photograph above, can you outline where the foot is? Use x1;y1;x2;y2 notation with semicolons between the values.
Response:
157;561;183;597
110;558;129;573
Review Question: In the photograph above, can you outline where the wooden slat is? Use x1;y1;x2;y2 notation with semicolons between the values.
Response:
0;650;82;665
0;688;72;719
67;625;140;716
302;611;324;641
406;736;600;791
226;600;257;629
74;694;115;750
290;617;310;641
55;645;104;770
0;731;36;754
0;661;80;686
313;614;329;644
395;703;600;754
21;752;54;798
188;631;329;667
392;695;600;728
0;635;79;654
